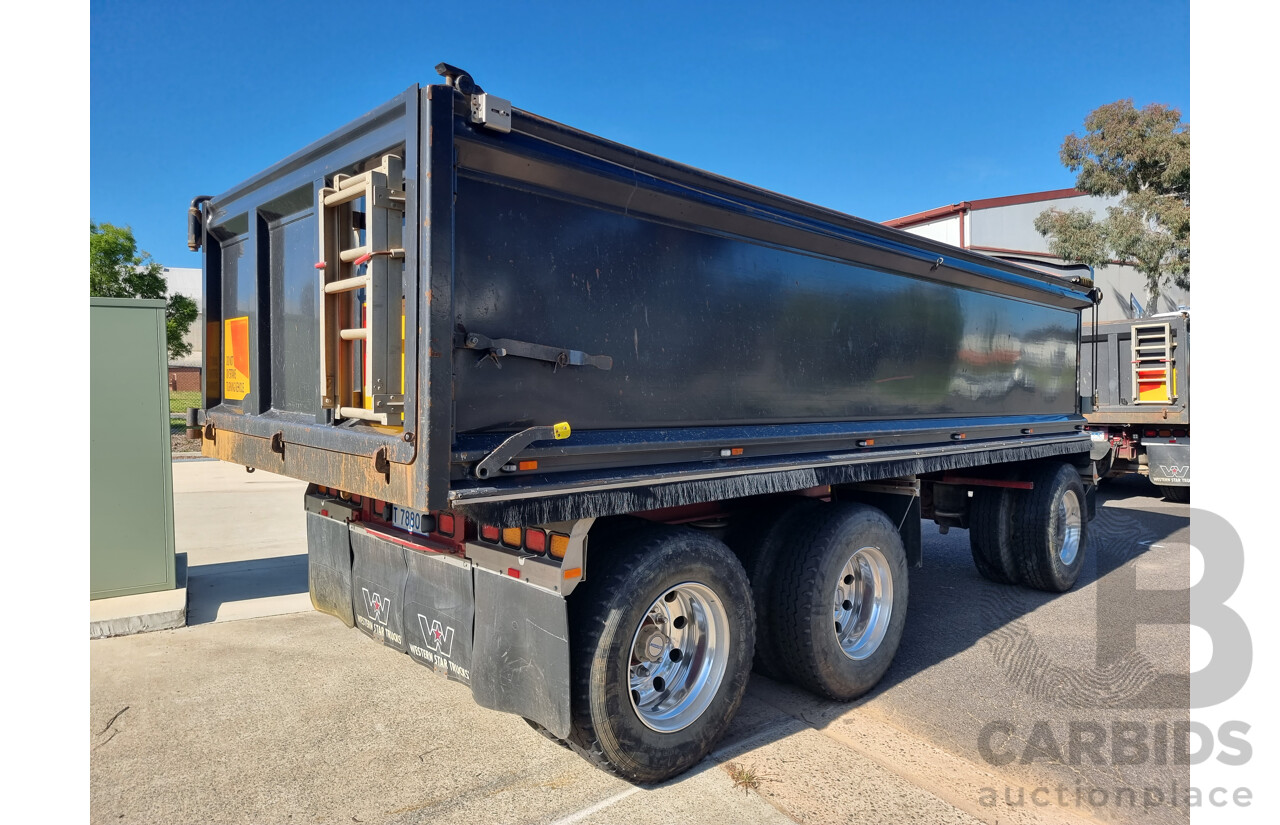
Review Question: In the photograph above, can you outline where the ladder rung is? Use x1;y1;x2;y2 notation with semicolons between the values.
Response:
339;328;368;341
336;246;405;265
338;407;384;423
324;185;369;208
323;275;369;294
335;171;372;192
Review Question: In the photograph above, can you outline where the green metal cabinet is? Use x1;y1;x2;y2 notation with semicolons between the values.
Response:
90;298;177;599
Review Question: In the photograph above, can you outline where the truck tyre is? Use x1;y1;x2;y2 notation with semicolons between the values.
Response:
725;498;821;680
770;502;909;701
1013;462;1088;592
565;525;754;783
969;488;1020;585
1160;485;1190;504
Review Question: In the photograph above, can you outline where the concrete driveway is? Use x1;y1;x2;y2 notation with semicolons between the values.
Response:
90;461;1189;824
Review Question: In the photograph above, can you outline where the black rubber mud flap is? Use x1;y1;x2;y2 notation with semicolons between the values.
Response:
306;512;355;627
350;525;409;652
404;550;475;685
471;568;572;739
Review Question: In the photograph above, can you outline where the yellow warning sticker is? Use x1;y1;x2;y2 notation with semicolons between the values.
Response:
224;316;250;400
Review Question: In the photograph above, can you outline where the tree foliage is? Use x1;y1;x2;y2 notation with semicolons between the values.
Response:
1034;100;1190;310
90;222;199;360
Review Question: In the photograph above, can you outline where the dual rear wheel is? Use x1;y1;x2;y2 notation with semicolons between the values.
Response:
557;502;909;781
969;462;1089;592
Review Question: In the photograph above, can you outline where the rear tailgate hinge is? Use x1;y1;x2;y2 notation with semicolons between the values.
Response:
458;331;613;372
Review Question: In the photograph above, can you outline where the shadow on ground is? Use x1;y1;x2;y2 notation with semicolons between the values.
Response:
186;554;309;625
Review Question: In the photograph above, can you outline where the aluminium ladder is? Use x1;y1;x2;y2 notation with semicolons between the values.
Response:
317;154;405;425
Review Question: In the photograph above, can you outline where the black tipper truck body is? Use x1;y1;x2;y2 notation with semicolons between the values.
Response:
189;69;1099;781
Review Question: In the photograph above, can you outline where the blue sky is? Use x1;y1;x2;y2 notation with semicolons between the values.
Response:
91;0;1189;269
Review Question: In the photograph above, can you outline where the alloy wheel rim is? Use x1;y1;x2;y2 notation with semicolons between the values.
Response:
1056;490;1083;566
628;582;730;733
833;546;893;660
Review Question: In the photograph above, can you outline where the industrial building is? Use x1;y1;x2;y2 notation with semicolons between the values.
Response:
884;188;1189;322
162;266;203;391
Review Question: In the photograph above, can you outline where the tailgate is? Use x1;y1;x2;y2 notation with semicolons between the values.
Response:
196;86;439;510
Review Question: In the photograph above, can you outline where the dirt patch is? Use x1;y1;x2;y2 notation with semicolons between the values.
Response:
171;432;203;454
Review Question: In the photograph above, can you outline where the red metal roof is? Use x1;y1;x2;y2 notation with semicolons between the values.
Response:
884;188;1086;228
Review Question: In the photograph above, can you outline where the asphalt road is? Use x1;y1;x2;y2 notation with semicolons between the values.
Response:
91;465;1190;824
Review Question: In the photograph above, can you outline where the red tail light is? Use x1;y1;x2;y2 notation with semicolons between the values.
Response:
525;528;547;554
481;524;500;542
437;513;456;537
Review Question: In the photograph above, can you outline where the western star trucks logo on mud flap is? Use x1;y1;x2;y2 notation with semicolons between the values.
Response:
357;588;403;646
1160;465;1190;480
410;614;470;682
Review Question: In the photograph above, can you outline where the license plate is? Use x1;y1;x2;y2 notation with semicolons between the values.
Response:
1089;431;1108;441
390;505;433;536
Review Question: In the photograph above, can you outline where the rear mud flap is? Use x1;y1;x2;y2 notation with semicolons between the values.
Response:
306;512;354;627
471;568;572;739
404;550;475;685
350;525;409;652
336;522;570;736
1145;440;1190;486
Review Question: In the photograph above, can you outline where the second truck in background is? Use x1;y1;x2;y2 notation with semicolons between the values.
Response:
1082;310;1190;501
